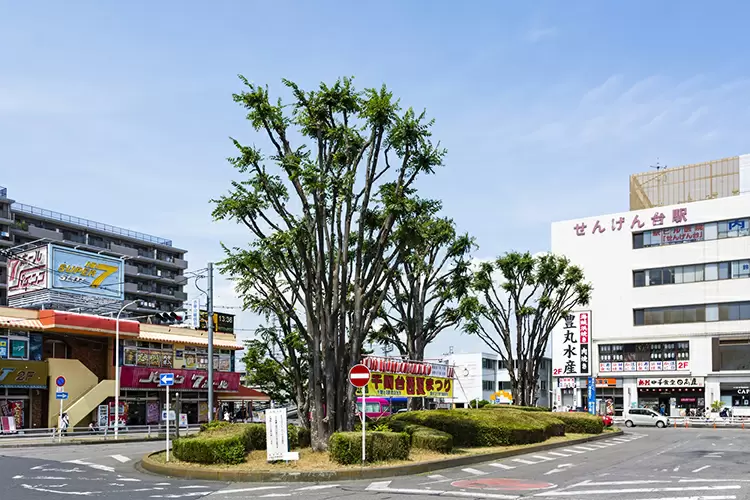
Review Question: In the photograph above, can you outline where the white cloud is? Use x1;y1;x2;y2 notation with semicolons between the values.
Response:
525;26;558;43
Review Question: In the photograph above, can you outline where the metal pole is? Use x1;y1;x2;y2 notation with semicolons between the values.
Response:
207;262;214;423
361;385;367;464
114;300;137;440
58;398;63;443
166;384;170;462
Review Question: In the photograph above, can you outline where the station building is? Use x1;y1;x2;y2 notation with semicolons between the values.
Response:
551;154;750;416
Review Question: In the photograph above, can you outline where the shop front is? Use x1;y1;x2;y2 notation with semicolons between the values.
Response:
118;366;240;424
636;376;705;417
594;378;623;416
0;359;48;430
556;377;589;410
719;384;750;416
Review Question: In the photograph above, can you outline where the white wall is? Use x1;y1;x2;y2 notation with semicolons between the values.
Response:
551;194;750;379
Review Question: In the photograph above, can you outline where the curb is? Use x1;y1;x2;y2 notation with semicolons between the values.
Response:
0;435;175;449
140;430;624;483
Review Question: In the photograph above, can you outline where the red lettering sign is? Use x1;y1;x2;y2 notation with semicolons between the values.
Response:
119;366;240;392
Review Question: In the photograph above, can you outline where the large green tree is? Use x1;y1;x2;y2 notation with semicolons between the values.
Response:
465;252;592;406
371;210;474;409
213;76;445;450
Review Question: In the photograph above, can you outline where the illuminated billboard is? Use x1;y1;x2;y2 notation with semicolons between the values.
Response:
50;246;124;299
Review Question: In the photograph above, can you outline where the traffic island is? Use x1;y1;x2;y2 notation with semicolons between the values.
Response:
140;430;623;482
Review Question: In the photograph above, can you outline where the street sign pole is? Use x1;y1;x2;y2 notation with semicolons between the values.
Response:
166;383;170;462
58;396;63;443
361;385;366;464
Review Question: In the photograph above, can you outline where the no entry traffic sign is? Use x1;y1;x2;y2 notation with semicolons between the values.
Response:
348;364;371;388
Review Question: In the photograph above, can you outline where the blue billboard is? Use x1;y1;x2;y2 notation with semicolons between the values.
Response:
50;246;124;300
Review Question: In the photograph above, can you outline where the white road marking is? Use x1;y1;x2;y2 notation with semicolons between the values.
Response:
580;480;671;486
674;466;680;471
259;495;292;498
489;463;516;469
532;455;556;461
117;477;142;482
573;446;596;451
546;452;571;458
155;483;171;486
535;485;741;497
610;438;630;443
692;466;711;473
563;448;586;454
295;485;341;491
21;484;99;496
428;475;446;479
151;494;207;499
179;485;212;489
111;454;131;463
31;465;84;472
63;459;115;472
13;475;69;480
366;481;519;499
679;479;750;483
462;467;488;475
513;458;539;465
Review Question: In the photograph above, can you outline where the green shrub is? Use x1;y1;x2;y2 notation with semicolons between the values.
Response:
199;420;232;432
553;413;604;434
297;427;311;448
329;431;411;465
476;400;490;408
287;424;312;449
387;419;453;453
173;423;269;464
483;405;550;412
392;409;551;447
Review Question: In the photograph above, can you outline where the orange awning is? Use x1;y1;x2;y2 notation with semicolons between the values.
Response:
0;316;45;331
137;331;244;350
217;386;270;401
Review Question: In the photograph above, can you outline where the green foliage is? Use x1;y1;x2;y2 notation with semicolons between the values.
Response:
392;409;562;447
199;420;232;432
483;405;550;412
328;431;411;465
464;251;593;406
553;413;604;434
287;424;311;449
476;400;490;408
388;419;453;453
173;424;260;465
711;400;723;412
371;422;392;432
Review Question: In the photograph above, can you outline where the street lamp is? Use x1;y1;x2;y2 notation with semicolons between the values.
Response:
114;300;139;440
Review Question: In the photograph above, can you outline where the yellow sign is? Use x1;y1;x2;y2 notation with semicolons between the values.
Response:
0;360;48;388
490;390;513;404
366;372;453;398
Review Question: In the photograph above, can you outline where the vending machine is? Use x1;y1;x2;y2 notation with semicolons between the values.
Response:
108;401;127;428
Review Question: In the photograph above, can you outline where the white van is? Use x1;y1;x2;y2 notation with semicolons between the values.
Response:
624;408;670;428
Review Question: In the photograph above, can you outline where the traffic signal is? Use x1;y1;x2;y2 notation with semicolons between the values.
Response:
156;312;182;324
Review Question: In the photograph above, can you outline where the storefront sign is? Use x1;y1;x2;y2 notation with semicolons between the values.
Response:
119;366;240;392
97;405;108;428
736;388;750;395
587;377;596;414
637;377;704;388
7;246;48;297
558;377;576;388
595;378;616;388
552;310;591;377
367;373;453;398
0;360;48;388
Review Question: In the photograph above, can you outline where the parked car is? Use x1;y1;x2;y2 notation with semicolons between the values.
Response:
624;408;670;428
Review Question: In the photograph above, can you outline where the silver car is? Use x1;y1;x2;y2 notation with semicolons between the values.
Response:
624;408;670;428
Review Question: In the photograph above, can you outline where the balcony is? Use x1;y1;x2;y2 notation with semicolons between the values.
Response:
111;243;139;258
28;225;63;241
124;264;138;276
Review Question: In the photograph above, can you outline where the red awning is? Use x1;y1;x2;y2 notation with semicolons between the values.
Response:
217;385;270;401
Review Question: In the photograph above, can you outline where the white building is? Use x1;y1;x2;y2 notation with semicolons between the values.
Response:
551;154;750;417
447;352;553;408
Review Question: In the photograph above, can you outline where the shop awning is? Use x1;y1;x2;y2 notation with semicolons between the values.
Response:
137;331;244;350
0;316;45;330
217;386;270;401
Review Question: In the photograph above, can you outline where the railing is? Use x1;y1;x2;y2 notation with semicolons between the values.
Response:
0;423;201;442
11;203;173;247
615;415;750;427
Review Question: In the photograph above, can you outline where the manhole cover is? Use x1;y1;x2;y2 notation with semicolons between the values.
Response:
451;478;556;491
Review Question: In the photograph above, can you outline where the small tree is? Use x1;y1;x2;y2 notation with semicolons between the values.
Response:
465;251;592;406
371;209;474;409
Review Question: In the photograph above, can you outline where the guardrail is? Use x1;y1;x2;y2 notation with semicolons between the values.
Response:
614;415;750;428
0;423;202;442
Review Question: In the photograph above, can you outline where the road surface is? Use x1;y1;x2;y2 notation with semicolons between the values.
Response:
1;428;748;499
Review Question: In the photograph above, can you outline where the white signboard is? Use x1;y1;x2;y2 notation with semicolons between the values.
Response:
265;408;289;461
637;376;704;388
430;363;449;379
7;246;49;297
97;405;108;428
190;299;200;329
552;310;591;377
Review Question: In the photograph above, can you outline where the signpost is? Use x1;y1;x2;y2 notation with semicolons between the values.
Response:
56;376;66;442
159;373;175;461
587;376;596;415
348;364;371;464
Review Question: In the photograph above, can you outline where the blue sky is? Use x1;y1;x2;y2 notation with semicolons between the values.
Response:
2;1;750;357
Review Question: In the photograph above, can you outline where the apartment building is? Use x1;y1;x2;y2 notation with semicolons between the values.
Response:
551;154;750;417
0;186;187;317
447;352;553;408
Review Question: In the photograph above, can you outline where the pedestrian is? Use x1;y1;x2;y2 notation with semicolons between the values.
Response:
223;410;230;422
61;413;70;435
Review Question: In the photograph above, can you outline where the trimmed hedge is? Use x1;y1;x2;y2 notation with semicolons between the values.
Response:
391;409;557;447
387;419;453;453
553;413;604;434
172;423;311;464
483;405;551;412
329;431;411;465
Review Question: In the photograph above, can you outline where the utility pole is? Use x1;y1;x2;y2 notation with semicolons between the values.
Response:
207;262;215;422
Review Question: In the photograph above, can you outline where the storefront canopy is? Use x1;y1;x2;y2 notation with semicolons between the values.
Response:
137;331;243;350
217;386;270;402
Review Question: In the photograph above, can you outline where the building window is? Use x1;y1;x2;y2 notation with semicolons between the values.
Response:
123;341;174;368
482;380;494;391
633;259;750;288
633;217;750;250
540;380;548;392
633;301;750;326
482;358;496;370
0;330;29;360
